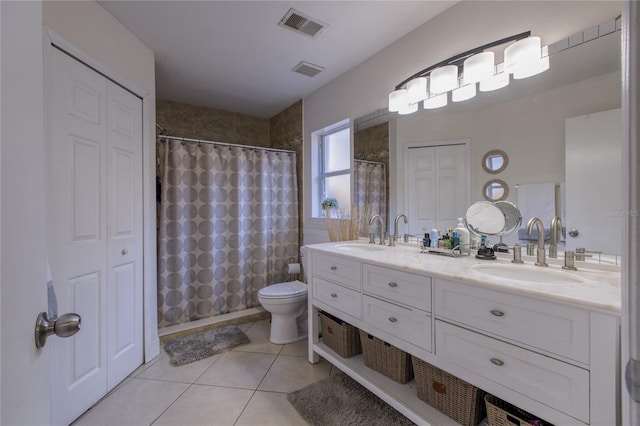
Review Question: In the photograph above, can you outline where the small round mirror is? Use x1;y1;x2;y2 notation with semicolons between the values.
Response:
464;201;506;236
494;201;522;236
482;149;508;174
483;179;509;201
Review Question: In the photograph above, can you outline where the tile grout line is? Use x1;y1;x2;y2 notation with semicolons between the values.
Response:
232;336;282;425
148;382;194;426
146;319;261;426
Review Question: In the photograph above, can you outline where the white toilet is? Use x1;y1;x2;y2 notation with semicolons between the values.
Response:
258;280;308;344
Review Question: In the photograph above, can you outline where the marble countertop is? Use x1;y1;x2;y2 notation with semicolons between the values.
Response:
304;241;622;314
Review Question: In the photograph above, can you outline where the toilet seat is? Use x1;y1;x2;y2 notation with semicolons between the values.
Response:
258;281;307;299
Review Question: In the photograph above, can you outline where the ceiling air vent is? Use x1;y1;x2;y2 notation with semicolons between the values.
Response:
291;61;324;78
278;8;327;38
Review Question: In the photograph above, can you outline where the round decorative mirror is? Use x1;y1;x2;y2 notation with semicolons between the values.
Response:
482;149;508;174
483;179;509;201
464;201;506;236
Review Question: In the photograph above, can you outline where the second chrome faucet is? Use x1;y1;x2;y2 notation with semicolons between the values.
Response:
526;217;548;267
389;214;408;247
369;214;385;245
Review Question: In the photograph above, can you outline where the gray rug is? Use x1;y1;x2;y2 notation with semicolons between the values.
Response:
287;372;415;425
163;325;250;366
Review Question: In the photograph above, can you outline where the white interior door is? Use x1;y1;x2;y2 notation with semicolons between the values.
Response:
405;146;436;235
405;143;467;235
565;108;622;256
49;46;143;425
106;79;143;389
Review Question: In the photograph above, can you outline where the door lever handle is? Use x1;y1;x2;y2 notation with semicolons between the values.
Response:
35;312;81;348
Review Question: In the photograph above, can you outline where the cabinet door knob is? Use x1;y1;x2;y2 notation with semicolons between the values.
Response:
388;317;398;323
388;282;398;288
490;309;505;317
330;266;338;271
490;358;504;366
330;293;337;298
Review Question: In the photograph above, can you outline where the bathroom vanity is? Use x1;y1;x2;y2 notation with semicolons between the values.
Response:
305;241;621;426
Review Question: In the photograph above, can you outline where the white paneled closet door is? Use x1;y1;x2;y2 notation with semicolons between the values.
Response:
49;46;143;425
405;143;467;235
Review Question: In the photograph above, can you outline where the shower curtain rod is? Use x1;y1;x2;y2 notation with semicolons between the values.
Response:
157;134;296;154
354;159;385;166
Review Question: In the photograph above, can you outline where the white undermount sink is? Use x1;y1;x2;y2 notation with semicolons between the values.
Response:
334;243;386;252
471;263;585;284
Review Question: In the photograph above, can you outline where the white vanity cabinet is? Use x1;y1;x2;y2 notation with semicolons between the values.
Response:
306;246;620;426
362;264;433;354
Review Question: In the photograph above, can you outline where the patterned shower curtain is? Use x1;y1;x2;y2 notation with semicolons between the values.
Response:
353;160;387;237
156;138;299;327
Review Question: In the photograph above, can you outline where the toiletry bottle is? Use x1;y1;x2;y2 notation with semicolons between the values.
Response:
440;230;448;248
429;228;439;248
451;231;460;248
454;217;470;251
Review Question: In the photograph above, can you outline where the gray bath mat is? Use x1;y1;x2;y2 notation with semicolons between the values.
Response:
287;372;415;425
164;325;250;366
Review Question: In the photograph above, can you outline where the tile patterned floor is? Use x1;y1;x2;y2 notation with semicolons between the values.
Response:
73;319;334;426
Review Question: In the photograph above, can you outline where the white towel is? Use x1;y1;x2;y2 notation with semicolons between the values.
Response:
517;182;556;240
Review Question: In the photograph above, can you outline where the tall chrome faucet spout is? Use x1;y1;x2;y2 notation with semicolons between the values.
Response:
549;216;563;258
390;214;408;246
369;214;385;245
526;217;548;266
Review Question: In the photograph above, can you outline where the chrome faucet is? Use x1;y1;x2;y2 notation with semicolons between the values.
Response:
389;214;408;247
526;217;548;267
369;214;385;245
549;216;563;259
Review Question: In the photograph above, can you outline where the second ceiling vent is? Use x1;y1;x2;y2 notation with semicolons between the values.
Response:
278;8;327;38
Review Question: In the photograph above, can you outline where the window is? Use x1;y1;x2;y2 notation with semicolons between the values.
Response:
311;122;351;218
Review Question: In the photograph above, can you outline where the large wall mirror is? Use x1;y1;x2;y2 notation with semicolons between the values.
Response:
353;14;621;253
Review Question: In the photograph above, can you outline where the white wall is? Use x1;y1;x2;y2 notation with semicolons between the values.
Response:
1;2;51;424
42;1;160;361
302;0;621;244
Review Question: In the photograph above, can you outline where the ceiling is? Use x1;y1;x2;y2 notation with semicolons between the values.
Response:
98;1;457;118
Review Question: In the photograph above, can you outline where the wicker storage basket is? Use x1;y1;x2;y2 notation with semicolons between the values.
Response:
319;311;362;358
485;395;553;426
358;331;413;384
412;357;486;426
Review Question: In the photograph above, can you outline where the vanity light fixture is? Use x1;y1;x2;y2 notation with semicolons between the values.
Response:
388;31;549;114
423;93;448;109
452;83;477;102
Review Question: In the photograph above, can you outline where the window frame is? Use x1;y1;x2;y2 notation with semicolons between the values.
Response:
310;119;352;220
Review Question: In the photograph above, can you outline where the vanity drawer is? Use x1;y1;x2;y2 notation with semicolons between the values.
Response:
434;279;589;364
363;264;432;311
313;253;361;290
435;320;589;423
313;276;362;320
363;295;431;352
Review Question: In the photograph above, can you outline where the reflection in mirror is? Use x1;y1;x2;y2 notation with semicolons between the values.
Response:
482;149;509;174
353;122;390;236
483;179;509;201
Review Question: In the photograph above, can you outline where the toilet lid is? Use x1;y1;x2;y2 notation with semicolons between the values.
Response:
259;281;307;298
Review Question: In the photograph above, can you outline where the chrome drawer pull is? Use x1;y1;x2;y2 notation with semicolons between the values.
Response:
331;293;338;298
388;317;398;323
330;266;338;271
490;358;504;366
388;282;398;288
490;309;505;317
